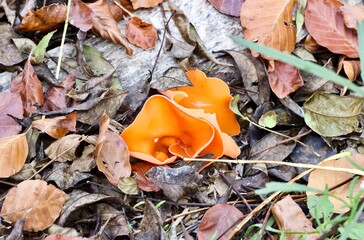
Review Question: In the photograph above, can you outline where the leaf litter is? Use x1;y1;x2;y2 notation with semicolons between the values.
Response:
0;0;364;239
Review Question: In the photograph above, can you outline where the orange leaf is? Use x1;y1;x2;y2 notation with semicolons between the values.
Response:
88;0;133;56
126;17;157;50
0;180;68;232
0;133;28;178
10;59;44;116
69;0;94;32
339;5;364;30
305;0;358;58
307;154;364;213
130;0;163;9
267;60;304;98
272;195;319;240
197;204;244;240
240;0;296;55
0;92;23;138
95;114;131;186
32;112;77;139
15;4;67;32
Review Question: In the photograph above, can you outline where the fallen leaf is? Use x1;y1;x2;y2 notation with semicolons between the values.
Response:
118;176;139;195
31;31;55;64
339;5;364;30
337;56;361;82
100;214;130;239
44;235;94;240
307;154;364;213
0;179;68;232
132;161;160;192
130;0;163;9
136;200;166;240
304;34;321;53
207;0;245;17
6;220;24;240
11;59;44;116
267;60;304;98
32;113;77;139
258;111;277;128
305;0;358;58
272;195;319;240
0;133;28;178
88;0;133;55
69;0;94;32
0;92;23;138
95;114;131;186
197;204;244;240
0;24;26;66
303;92;364;137
15;4;67;32
125;17;157;50
45;134;86;162
240;0;296;55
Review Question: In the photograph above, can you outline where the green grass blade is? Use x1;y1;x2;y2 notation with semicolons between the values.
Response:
229;35;364;96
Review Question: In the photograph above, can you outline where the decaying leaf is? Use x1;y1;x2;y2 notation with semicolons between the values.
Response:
45;134;87;162
11;59;44;116
303;92;364;137
95;114;131;186
130;0;163;9
69;0;94;32
44;235;94;240
305;0;358;58
0;24;26;66
207;0;245;17
337;57;361;82
125;17;157;50
0;179;68;232
338;5;364;30
136;200;166;240
0;92;23;138
0;133;28;178
32;113;77;139
132;161;160;192
118;176;139;195
307;154;364;213
272;195;319;240
197;204;244;240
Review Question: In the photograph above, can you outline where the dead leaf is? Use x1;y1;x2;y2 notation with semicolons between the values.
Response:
132;161;160;192
11;59;44;116
44;235;94;240
0;24;27;66
307;154;364;213
272;195;319;240
32;113;77;139
69;0;94;32
0;179;68;232
0;133;28;178
337;56;361;82
126;17;157;50
240;0;296;55
305;0;358;58
6;220;25;240
197;204;244;240
339;5;364;30
95;114;131;186
0;92;23;138
207;0;245;17
304;34;321;53
88;0;133;56
267;60;304;98
136;200;166;240
15;4;67;32
130;0;163;9
45;134;86;162
118;176;139;195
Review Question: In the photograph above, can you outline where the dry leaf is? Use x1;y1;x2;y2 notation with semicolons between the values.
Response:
95;114;131;186
69;0;94;32
44;235;94;240
32;112;77;139
240;0;296;55
15;4;67;32
304;34;321;53
0;179;68;232
272;195;319;240
45;134;86;162
305;0;358;58
0;92;23;138
0;133;28;178
10;59;44;116
126;17;157;50
307;154;364;213
207;0;245;17
267;60;304;98
337;56;361;82
339;5;364;30
88;0;133;56
197;204;244;240
132;161;160;192
130;0;163;9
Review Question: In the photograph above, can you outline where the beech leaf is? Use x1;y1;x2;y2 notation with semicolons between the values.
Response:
125;17;157;50
303;92;364;137
338;5;364;31
0;92;23;138
69;0;94;32
207;0;245;17
130;0;163;9
0;179;68;232
32;112;77;139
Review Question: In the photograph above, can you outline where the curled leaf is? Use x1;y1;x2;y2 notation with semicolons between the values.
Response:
130;0;163;9
32;113;77;139
126;17;157;50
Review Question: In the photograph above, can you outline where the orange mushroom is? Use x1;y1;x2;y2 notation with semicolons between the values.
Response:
161;69;240;136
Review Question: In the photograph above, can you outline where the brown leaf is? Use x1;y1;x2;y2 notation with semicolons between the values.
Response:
32;112;77;139
268;60;304;98
11;59;44;116
0;133;28;178
45;134;87;162
207;0;245;17
305;0;358;58
304;34;321;53
136;200;166;239
339;5;364;30
272;195;319;240
69;0;94;32
0;24;27;66
337;56;361;82
130;0;163;9
125;17;157;50
95;114;131;186
197;204;244;240
15;4;67;32
42;74;75;112
0;179;68;232
88;0;133;56
0;92;23;138
307;154;364;213
132;161;160;192
106;0;134;21
240;0;296;55
44;235;94;240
